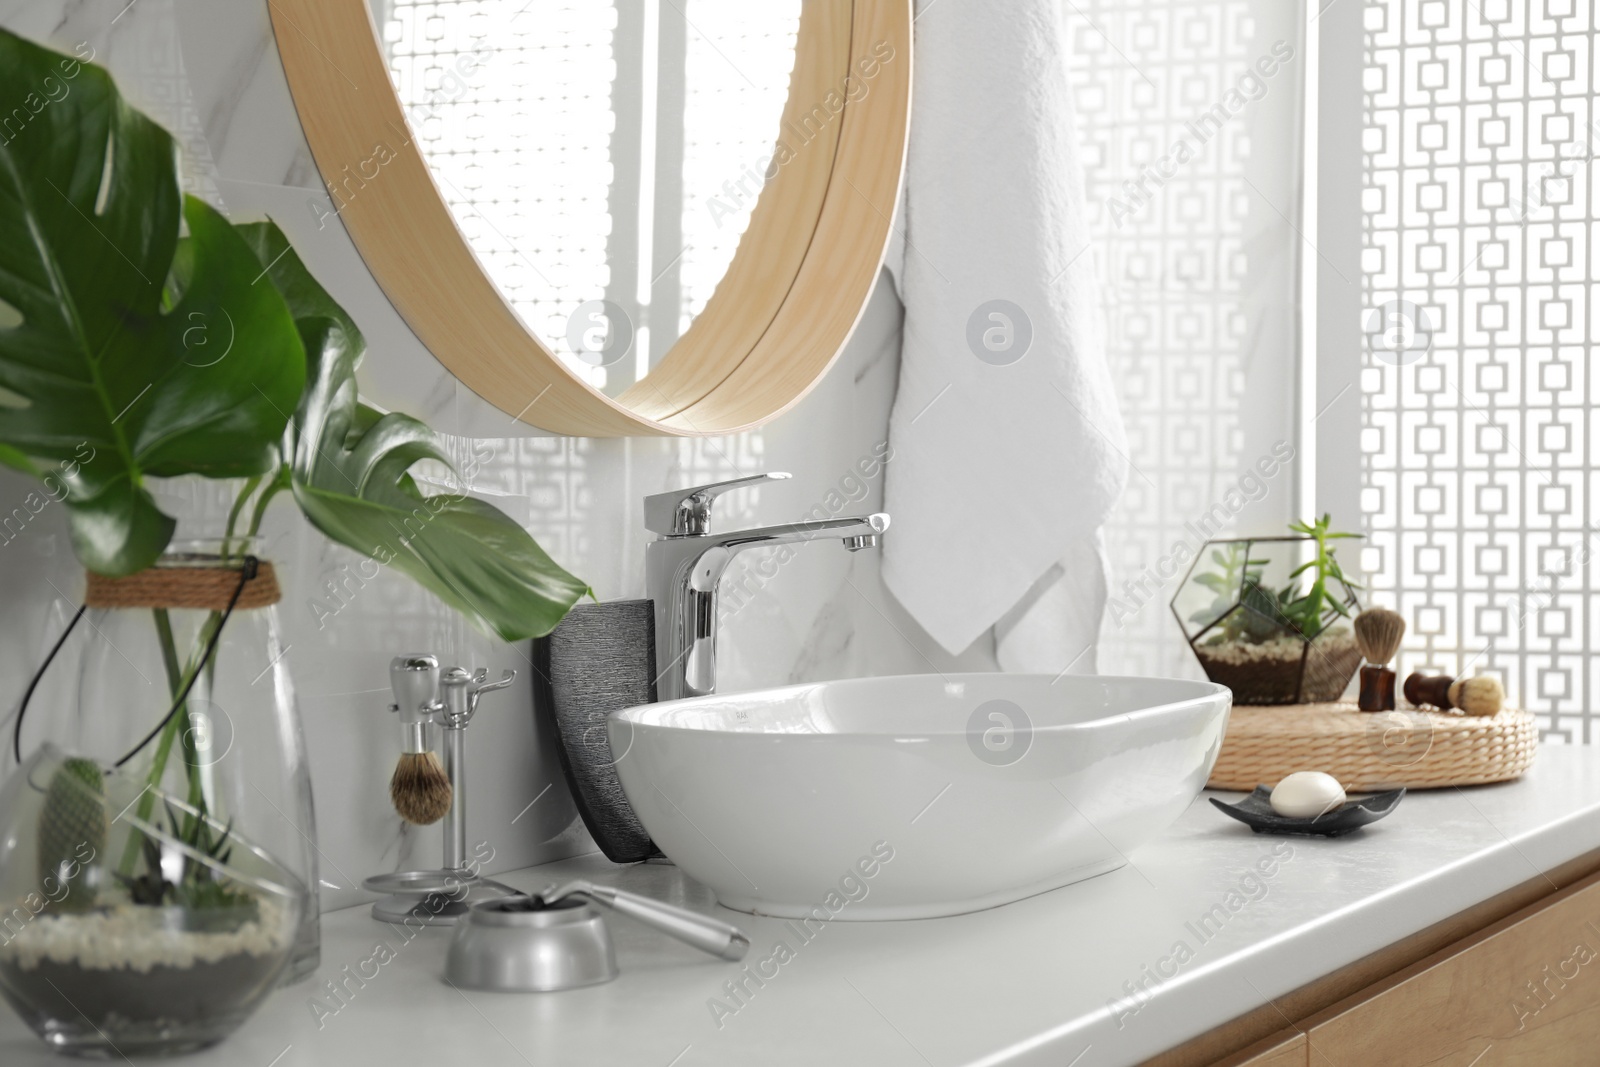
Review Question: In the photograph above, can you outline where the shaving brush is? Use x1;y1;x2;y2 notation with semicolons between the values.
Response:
1402;671;1506;716
391;751;451;825
1404;672;1454;710
1353;607;1406;711
1448;674;1505;717
388;654;452;825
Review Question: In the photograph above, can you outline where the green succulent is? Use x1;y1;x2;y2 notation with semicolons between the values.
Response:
115;803;259;925
1193;517;1363;644
1279;514;1362;639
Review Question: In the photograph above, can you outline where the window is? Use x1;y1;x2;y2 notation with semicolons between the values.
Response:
1077;0;1592;730
1320;0;1596;737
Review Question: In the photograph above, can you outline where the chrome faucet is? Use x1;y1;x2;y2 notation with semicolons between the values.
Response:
644;473;889;702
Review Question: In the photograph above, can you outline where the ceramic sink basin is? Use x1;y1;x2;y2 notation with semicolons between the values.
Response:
608;673;1230;920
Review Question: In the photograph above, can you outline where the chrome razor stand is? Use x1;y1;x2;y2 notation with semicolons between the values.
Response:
366;657;517;926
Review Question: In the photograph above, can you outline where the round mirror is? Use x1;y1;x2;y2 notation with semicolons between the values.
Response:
272;0;909;436
376;1;802;397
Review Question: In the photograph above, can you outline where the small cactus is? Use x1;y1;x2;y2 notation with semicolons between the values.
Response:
37;757;107;912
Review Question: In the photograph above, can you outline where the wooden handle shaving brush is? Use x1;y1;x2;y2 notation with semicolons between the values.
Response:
388;654;452;825
1353;607;1406;711
1403;672;1453;710
1402;671;1506;716
1448;675;1505;717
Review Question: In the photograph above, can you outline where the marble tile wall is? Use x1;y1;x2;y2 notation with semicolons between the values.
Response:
0;0;996;911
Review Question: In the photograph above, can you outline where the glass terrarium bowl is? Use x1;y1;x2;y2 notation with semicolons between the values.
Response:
0;744;304;1057
1171;536;1363;705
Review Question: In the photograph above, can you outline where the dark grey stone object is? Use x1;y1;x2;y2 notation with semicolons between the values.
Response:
532;600;660;862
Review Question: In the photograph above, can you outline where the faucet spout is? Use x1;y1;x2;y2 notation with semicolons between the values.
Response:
684;513;890;594
703;512;889;557
643;492;889;701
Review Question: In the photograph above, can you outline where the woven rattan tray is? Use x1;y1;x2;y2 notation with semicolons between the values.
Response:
1207;702;1538;791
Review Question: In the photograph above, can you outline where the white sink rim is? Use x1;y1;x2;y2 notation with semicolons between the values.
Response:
610;672;1231;735
608;673;1232;920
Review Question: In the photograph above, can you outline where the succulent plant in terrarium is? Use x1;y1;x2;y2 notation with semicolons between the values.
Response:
1173;516;1364;705
115;803;260;928
30;742;261;933
32;758;261;924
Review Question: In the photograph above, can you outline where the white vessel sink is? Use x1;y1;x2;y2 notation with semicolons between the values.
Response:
608;673;1230;920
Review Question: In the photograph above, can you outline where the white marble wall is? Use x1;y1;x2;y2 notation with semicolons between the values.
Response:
0;0;994;912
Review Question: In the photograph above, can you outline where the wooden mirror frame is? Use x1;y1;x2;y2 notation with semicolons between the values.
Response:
269;0;911;437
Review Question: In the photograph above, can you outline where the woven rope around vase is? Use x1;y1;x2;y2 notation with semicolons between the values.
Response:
84;562;281;611
1207;702;1538;791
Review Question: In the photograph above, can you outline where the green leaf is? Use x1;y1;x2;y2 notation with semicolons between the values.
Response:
239;221;590;641
0;441;39;477
0;31;306;574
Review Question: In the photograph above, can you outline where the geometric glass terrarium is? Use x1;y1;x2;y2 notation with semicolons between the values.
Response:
1171;521;1363;705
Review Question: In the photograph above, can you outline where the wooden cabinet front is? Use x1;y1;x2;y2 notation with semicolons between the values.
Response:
1222;1030;1305;1066
1305;877;1600;1064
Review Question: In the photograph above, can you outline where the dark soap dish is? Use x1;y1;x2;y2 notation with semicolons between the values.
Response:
1210;785;1405;837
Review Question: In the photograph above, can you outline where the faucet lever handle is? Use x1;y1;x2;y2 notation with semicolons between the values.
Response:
643;472;793;536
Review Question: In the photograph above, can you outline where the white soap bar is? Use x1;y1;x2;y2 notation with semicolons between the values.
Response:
1270;771;1347;818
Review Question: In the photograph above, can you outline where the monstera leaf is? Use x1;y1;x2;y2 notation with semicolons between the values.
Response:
0;30;305;574
237;222;590;641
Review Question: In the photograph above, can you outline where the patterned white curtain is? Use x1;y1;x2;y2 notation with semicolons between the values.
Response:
1067;2;1309;678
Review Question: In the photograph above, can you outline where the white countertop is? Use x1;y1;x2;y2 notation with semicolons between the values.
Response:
6;746;1600;1067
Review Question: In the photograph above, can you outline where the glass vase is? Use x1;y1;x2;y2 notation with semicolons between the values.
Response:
0;744;304;1055
8;541;319;984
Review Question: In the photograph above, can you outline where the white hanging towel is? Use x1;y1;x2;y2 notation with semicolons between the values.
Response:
882;0;1127;673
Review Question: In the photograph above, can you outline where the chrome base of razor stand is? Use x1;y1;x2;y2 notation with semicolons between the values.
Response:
364;656;517;927
367;869;521;927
